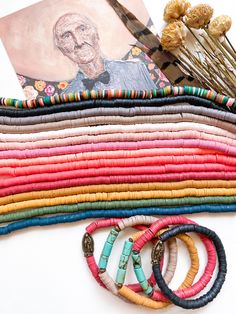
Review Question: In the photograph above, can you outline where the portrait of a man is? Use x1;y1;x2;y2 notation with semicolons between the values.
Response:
53;13;156;93
0;0;169;99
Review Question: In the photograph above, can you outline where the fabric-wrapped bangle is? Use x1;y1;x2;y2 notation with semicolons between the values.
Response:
132;216;217;302
152;224;227;309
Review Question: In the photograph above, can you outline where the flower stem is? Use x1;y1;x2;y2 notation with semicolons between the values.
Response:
180;46;235;97
224;33;236;54
177;54;215;90
183;22;214;59
204;28;236;69
221;37;236;61
200;34;236;91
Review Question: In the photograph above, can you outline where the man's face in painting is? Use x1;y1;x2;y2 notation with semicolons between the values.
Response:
54;13;100;65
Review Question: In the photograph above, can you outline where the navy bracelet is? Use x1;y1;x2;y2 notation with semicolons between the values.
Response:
152;224;227;309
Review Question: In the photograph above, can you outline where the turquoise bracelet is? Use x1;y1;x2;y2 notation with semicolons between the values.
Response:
97;216;178;293
116;239;134;285
99;227;119;270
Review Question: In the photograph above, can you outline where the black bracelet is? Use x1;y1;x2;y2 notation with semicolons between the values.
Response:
152;224;227;309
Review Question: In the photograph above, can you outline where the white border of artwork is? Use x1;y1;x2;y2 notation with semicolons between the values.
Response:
0;39;25;99
0;0;42;18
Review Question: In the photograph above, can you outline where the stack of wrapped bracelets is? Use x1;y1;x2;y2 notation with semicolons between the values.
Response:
82;215;226;310
0;86;235;309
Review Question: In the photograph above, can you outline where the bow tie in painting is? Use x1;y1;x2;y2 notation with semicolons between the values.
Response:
82;71;110;90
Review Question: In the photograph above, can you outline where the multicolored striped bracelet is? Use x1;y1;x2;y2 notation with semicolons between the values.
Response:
0;86;235;111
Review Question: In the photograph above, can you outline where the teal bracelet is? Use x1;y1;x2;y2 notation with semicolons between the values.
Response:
98;216;157;275
132;251;154;295
84;216;160;296
97;216;178;293
116;239;134;285
98;227;119;270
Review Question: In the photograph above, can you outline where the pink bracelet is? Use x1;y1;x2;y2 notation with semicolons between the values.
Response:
1;127;236;151
0;147;212;168
2;121;236;143
1;138;236;159
1;163;236;189
2;171;236;197
2;153;236;177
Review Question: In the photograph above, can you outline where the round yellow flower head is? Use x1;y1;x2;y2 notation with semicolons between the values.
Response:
164;0;191;23
161;21;186;51
185;4;214;29
208;15;232;37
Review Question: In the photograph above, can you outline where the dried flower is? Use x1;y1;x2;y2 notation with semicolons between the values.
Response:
161;21;186;51
160;0;236;96
208;15;232;37
164;0;191;23
185;4;213;29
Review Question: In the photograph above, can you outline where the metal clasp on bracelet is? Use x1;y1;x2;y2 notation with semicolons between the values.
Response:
151;240;164;265
82;232;94;257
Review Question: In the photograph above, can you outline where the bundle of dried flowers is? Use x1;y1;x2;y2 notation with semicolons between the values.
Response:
161;0;236;97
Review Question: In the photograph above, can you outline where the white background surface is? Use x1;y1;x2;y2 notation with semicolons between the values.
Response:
0;1;235;314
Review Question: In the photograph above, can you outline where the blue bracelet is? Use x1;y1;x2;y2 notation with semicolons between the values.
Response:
0;203;235;225
0;204;235;236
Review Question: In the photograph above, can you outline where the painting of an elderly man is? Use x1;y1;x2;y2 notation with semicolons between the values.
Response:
53;13;156;92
